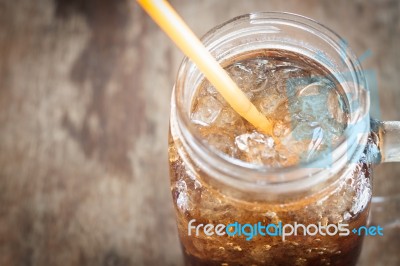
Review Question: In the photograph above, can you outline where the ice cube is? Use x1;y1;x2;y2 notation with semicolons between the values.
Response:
205;84;218;95
273;120;291;137
191;95;223;126
291;121;316;141
281;124;315;161
235;132;275;164
215;108;240;126
257;93;287;117
256;68;281;95
327;89;347;124
290;80;347;145
246;59;275;91
200;83;228;105
227;62;254;92
275;66;311;94
296;81;324;97
212;107;246;134
235;134;251;152
227;59;274;95
295;88;329;122
205;131;237;157
248;58;274;72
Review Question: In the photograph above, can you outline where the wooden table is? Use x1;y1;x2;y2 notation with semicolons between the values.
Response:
0;0;399;265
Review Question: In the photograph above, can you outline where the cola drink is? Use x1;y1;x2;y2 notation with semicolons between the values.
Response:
169;49;372;266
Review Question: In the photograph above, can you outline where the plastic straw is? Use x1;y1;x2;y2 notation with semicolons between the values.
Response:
137;0;274;135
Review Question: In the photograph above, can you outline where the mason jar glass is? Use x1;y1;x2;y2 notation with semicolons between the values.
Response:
168;12;400;266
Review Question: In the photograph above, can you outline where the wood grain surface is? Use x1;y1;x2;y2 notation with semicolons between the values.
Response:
0;0;399;265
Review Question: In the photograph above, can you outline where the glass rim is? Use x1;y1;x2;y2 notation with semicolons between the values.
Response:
173;11;369;186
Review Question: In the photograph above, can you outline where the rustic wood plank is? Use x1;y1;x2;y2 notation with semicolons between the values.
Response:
0;0;398;265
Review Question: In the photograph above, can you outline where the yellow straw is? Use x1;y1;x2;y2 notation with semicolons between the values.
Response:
137;0;274;135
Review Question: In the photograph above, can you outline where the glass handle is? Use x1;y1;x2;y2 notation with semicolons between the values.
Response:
368;120;400;231
372;120;400;163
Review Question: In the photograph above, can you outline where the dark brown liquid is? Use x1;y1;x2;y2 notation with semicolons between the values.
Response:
183;239;364;266
169;49;372;266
